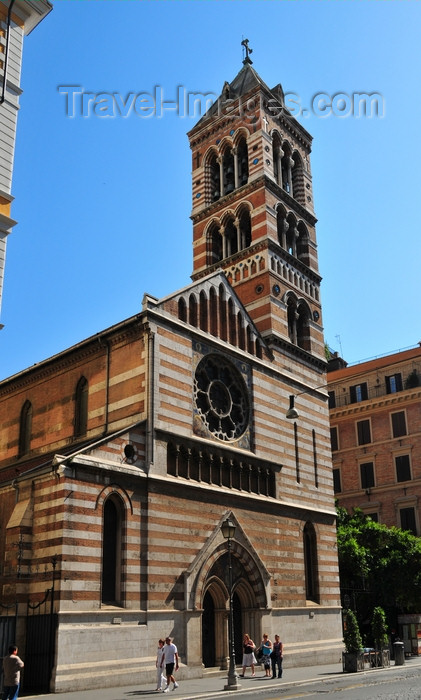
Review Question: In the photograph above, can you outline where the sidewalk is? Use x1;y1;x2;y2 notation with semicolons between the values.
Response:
24;655;421;700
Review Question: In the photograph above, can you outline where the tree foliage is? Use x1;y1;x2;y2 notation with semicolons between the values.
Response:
337;506;421;620
371;607;388;650
343;608;363;654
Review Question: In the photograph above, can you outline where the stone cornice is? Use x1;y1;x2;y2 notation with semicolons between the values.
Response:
267;239;322;286
191;238;267;282
190;175;264;224
330;389;421;419
191;174;317;229
265;176;317;226
265;334;327;373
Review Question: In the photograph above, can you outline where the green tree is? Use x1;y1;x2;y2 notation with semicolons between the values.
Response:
371;606;388;650
336;506;421;627
343;608;363;654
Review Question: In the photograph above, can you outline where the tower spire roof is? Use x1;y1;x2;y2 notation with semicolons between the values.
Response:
193;60;278;128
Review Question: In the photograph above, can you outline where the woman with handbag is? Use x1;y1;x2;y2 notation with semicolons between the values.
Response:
260;633;273;677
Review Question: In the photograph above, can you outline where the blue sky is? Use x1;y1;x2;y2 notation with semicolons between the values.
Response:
1;0;420;380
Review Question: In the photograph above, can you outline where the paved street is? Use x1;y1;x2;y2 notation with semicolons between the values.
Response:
23;656;421;700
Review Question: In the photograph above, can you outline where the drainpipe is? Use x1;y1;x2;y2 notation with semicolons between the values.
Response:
0;0;16;105
146;328;155;469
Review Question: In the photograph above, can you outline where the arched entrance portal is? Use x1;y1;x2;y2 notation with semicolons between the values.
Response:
201;549;264;668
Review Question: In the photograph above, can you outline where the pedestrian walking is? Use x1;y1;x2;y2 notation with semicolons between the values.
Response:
155;639;166;691
260;633;272;677
160;636;179;692
239;633;256;677
271;634;283;679
2;645;24;700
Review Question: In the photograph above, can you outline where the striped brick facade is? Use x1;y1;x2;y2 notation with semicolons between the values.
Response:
0;60;342;692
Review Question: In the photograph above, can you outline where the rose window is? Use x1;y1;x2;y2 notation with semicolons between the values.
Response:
194;355;249;442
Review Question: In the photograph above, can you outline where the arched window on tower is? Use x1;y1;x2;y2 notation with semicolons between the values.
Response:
286;214;297;256
18;400;32;457
276;206;288;249
297;222;310;266
74;376;88;438
303;522;319;603
238;209;251;250
296;302;311;351
272;132;282;186
222;149;235;195
236;137;249;187
292;152;305;205
287;296;298;345
208;222;222;265
281;142;293;194
207;152;220;203
224;218;238;257
101;496;124;605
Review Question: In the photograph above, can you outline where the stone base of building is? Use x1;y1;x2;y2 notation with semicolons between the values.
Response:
51;607;343;692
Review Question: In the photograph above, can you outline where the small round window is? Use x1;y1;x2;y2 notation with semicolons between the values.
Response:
194;355;250;442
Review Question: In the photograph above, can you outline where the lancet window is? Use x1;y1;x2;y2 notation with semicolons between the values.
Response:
18;399;32;457
303;522;319;603
74;376;88;437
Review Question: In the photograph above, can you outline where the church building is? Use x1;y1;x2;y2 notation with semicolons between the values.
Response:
0;49;343;692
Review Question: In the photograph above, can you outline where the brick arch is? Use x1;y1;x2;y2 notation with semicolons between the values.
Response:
203;144;219;164
234;200;253;218
220;208;236;227
232;126;251;146
218;136;234;154
95;484;133;514
195;540;267;610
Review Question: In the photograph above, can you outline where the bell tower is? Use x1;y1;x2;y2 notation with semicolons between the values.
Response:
188;44;325;368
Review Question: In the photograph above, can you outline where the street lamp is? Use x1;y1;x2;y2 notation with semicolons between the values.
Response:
286;383;329;420
221;517;239;691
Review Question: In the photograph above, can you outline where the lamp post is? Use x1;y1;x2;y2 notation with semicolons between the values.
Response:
221;517;239;691
286;383;330;420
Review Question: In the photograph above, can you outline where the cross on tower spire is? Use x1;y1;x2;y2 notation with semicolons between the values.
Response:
241;38;253;65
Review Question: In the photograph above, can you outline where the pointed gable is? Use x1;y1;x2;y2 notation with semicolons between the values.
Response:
143;271;268;360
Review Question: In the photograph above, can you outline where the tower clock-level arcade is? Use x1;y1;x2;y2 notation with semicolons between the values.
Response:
0;49;342;693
